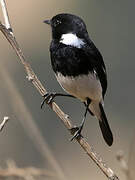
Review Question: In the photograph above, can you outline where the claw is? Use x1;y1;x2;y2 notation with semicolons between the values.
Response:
70;98;90;141
41;92;56;109
70;126;83;141
40;92;75;109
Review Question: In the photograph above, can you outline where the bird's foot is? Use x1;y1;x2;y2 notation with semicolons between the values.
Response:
41;92;57;109
41;92;75;109
70;125;83;141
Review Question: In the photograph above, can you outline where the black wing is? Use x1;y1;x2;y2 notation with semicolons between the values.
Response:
86;40;107;98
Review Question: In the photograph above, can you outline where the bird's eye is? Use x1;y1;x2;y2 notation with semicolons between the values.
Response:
54;19;62;27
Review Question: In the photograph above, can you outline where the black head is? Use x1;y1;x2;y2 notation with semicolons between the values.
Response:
44;13;88;40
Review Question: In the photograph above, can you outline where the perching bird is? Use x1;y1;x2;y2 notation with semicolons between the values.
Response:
42;13;113;146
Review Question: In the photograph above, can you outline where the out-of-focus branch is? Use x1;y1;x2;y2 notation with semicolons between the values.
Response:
0;66;68;180
0;1;119;180
0;160;56;179
116;150;132;180
0;116;9;131
116;151;128;173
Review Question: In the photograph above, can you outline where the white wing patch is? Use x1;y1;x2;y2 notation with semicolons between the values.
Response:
60;33;85;48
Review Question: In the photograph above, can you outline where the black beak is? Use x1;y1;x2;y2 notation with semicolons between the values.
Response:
43;19;51;25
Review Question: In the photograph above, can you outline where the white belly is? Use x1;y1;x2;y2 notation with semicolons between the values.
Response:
56;72;102;102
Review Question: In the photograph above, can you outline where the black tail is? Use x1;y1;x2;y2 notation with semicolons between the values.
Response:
99;103;113;146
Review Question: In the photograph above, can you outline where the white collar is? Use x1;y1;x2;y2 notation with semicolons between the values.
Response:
60;33;85;48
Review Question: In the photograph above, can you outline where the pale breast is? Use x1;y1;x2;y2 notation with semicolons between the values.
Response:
56;72;102;102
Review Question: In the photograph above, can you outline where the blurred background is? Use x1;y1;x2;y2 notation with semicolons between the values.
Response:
0;0;135;179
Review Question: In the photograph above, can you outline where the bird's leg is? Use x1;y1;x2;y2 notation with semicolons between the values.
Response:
70;98;91;141
83;102;94;116
41;92;75;109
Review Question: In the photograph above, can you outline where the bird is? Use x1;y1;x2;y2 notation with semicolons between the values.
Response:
42;13;113;146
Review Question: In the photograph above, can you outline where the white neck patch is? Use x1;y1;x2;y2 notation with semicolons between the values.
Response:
60;33;85;48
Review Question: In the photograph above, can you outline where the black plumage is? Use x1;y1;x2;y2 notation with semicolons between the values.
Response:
50;39;107;98
43;13;113;146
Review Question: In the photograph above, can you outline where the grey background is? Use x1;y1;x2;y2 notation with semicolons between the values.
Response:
0;0;135;179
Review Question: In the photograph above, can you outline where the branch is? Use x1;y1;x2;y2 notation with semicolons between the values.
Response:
0;66;68;180
0;116;9;131
0;160;56;179
116;151;132;180
0;1;119;180
0;0;12;31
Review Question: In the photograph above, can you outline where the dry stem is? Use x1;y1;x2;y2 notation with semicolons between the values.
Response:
0;116;9;131
116;150;132;180
0;66;67;180
0;160;56;179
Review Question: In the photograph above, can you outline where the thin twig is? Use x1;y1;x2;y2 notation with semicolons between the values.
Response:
0;65;68;180
0;159;56;179
0;1;119;180
0;116;9;131
0;0;12;31
116;150;132;180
